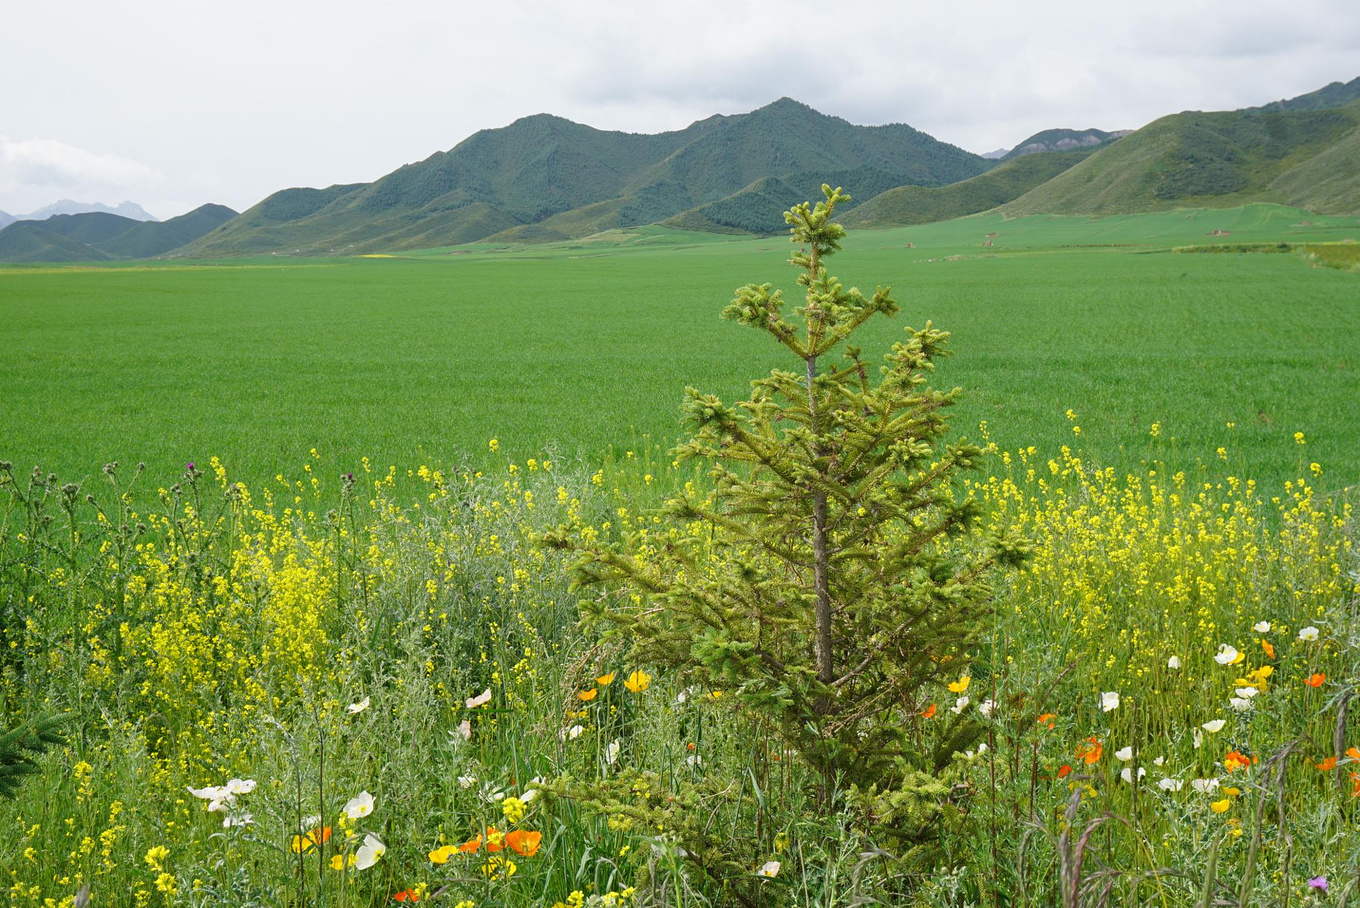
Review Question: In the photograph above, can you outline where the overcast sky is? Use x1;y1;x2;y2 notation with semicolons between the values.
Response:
2;0;1357;219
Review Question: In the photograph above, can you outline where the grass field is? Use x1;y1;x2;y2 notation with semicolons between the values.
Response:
2;205;1357;490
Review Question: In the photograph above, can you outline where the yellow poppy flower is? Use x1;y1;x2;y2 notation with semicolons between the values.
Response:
578;688;598;702
948;676;971;694
596;672;616;686
624;671;651;693
429;845;457;865
1210;799;1231;813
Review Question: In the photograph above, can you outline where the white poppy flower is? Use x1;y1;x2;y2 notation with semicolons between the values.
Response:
1120;767;1146;783
951;696;969;715
686;754;703;767
457;775;478;789
1158;778;1183;792
1154;756;1166;767
1298;626;1319;642
1115;746;1134;762
979;699;996;718
1214;645;1240;665
605;740;620;765
354;834;385;870
347;696;370;715
758;860;781;878
1235;687;1258;699
1253;621;1271;633
1229;697;1252;711
225;778;256;795
456;720;472;740
1100;691;1120;712
1193;728;1204;749
344;791;374;820
562;724;584;741
521;788;538;803
466;688;492;709
1191;778;1219;793
187;784;229;801
1167;656;1182;670
1202;719;1226;733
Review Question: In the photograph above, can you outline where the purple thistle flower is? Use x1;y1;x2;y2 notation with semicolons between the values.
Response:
1309;876;1328;892
186;462;195;471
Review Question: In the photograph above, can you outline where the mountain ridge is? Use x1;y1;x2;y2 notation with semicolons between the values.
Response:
0;204;236;263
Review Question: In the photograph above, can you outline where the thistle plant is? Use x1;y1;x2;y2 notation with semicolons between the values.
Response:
544;186;1030;862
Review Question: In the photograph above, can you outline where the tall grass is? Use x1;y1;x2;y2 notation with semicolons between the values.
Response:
0;432;1355;906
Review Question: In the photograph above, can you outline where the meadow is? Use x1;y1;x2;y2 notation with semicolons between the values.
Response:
1;203;1358;908
2;204;1358;490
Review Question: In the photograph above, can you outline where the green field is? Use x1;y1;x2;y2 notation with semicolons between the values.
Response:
2;205;1358;489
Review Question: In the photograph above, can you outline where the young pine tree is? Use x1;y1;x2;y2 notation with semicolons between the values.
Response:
544;186;1028;870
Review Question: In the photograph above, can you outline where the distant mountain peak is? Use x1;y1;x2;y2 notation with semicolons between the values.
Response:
18;199;159;222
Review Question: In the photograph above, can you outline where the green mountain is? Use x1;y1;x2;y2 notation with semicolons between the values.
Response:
837;151;1090;228
0;204;237;263
183;99;990;255
1252;76;1360;113
1000;99;1360;216
0;211;13;230
1000;128;1127;161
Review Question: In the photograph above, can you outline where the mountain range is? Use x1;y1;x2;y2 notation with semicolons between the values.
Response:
3;75;1359;263
0;204;235;263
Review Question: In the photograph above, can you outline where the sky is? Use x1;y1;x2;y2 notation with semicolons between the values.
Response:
2;0;1357;219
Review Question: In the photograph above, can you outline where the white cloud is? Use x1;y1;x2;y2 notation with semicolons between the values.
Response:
0;135;162;215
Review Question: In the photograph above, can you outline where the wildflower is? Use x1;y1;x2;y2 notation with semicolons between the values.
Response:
330;854;356;871
1120;767;1146;784
1076;738;1103;764
429;844;457;864
458;774;478;789
456;720;472;740
1229;697;1252;711
502;796;527;824
485;828;506;852
1191;778;1219;793
290;827;332;854
489;438;500;452
225;778;256;795
563;724;584;740
951;696;969;714
596;672;616;686
578;688;599;702
1234;687;1258;699
1306;672;1325;688
466;688;492;708
1253;621;1271;633
1100;691;1120;712
1294;432;1305;445
222;812;253;828
1210;799;1231;813
1167;656;1182;670
757;860;781;878
1057;764;1073;779
186;784;234;812
1158;778;1183;792
1309;877;1328;892
144;846;169;871
505;830;542;856
979;699;996;718
347;696;370;714
624;671;651;693
394;889;422;902
686;754;703;767
1298;626;1319;642
1261;639;1275;659
1038;712;1056;728
1215;645;1244;666
605;741;620;765
1317;757;1338;772
458;834;483;854
920;703;937;718
154;873;177;895
947;675;971;694
1348;746;1360;761
1202;719;1226;734
355;834;385;870
344;791;374;820
481;855;517;878
1224;751;1251;772
1115;746;1134;761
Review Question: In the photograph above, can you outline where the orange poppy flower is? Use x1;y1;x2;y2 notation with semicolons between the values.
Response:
290;826;332;854
1037;713;1056;729
1347;746;1360;761
1224;750;1251;772
458;834;482;854
921;703;937;719
1317;757;1338;772
485;827;505;853
393;889;421;902
505;830;542;857
1261;639;1275;659
1057;764;1073;779
1076;737;1103;764
1306;673;1325;688
579;688;599;702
